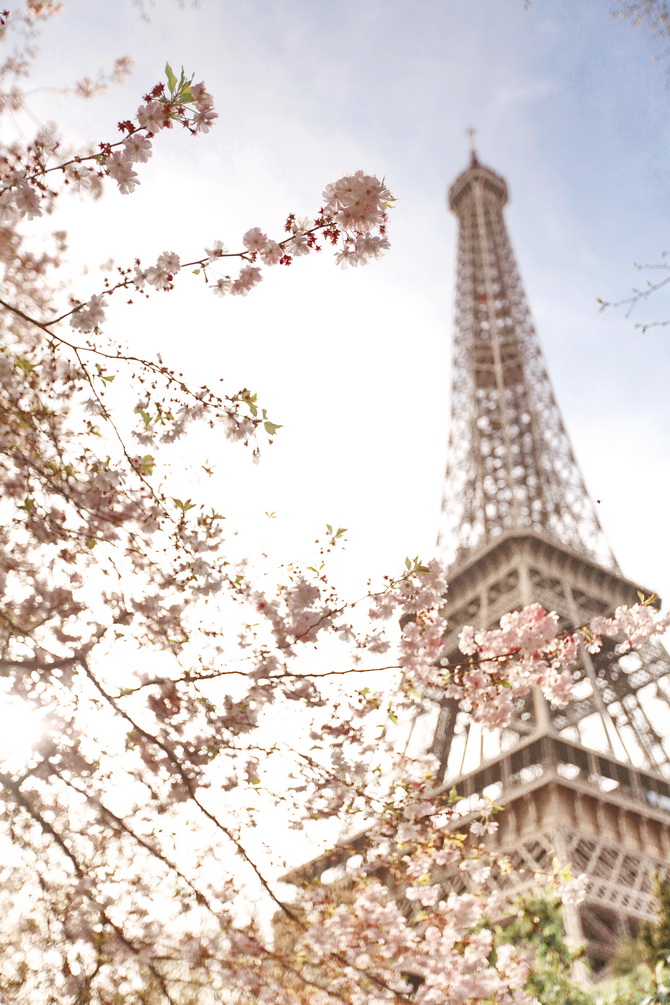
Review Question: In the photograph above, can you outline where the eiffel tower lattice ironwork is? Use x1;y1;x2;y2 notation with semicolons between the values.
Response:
437;152;615;572
406;150;670;970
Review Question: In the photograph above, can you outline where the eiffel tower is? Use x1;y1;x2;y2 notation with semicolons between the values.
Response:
411;148;670;970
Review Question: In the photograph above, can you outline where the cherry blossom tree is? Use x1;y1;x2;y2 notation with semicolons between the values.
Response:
1;4;669;1003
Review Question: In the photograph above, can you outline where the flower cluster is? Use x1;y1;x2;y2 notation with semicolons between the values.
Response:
252;575;334;650
68;293;106;332
0;64;217;232
589;601;670;651
66;171;393;331
322;170;392;232
300;881;537;1005
366;559;449;683
534;862;590;907
204;172;392;298
102;75;216;197
451;603;576;727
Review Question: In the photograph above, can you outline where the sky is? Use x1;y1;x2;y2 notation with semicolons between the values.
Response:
16;0;670;612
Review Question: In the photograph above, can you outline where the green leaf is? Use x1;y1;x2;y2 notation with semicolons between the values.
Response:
19;497;35;514
240;391;259;417
140;455;155;476
14;356;37;373
86;537;97;549
165;62;178;94
263;420;282;436
95;363;115;383
173;498;196;513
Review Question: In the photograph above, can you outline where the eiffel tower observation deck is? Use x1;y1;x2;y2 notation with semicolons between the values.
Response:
413;149;670;970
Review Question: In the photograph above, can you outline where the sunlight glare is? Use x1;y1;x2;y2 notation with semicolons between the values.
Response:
0;693;43;771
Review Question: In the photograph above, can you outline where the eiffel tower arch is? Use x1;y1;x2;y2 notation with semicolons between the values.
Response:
407;151;670;970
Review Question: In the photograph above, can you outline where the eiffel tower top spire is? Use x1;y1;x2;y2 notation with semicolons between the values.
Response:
438;153;617;572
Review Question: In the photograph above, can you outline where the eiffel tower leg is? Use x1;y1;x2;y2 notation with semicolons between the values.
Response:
553;829;590;982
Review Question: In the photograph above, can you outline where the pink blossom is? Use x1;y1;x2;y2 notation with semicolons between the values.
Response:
366;634;390;654
132;266;147;289
458;624;478;655
335;244;357;268
497;603;559;656
354;233;391;261
558;871;589;906
396;821;420;843
260;240;283;265
157;251;180;275
609;603;670;648
193;108;218;133
190;81;215;112
470;818;498;837
403;800;433;820
124;133;152;163
322;170;392;232
224;413;254;441
112;57;133;84
106;152;139;194
205;240;226;260
137;101;166;133
231;265;262;296
212;277;232;297
145;251;180;290
541;667;574;706
74;76;101;100
441;892;482;929
589;614;617;637
496;945;531;987
474;692;515;729
291;234;313;257
70;295;106;333
399;612;447;683
406;883;442;906
242;228;268;254
368;595;397;620
25;0;64;18
399;558;448;613
14;182;42;219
